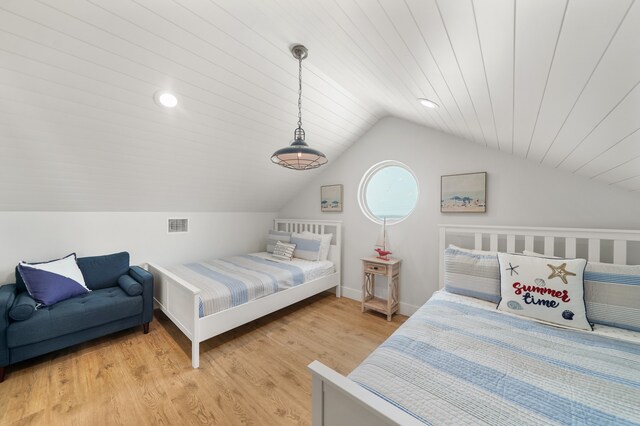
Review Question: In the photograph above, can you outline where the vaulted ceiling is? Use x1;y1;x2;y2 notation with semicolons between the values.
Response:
1;0;638;211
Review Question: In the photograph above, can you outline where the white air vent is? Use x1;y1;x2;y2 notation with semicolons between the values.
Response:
168;218;189;233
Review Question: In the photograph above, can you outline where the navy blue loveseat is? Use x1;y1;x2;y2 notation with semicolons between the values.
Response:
0;252;153;382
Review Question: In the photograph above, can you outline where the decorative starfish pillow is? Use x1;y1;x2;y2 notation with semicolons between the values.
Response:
497;253;592;331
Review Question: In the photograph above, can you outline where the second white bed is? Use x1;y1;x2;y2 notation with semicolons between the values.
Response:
149;219;342;368
167;252;334;317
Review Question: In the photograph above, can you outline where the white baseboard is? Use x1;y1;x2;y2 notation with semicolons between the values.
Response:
340;286;420;317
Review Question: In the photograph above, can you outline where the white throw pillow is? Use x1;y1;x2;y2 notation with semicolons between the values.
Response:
497;253;591;331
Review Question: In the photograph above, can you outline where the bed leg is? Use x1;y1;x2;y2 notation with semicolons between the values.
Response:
192;341;199;369
311;371;324;426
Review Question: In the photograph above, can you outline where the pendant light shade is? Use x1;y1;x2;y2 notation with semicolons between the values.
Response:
271;45;328;170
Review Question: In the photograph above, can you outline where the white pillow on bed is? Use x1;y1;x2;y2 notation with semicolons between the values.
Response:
523;250;640;332
497;253;592;331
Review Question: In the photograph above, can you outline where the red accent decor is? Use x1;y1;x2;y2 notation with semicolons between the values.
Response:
375;248;392;261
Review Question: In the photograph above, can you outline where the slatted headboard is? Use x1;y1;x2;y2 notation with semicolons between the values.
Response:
274;219;342;291
438;225;640;288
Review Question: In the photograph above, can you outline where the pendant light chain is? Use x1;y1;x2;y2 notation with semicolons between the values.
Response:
297;52;303;130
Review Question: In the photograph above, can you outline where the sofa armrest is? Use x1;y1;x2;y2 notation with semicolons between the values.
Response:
0;284;17;367
129;266;153;324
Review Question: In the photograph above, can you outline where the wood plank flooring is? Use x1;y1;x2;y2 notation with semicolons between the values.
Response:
0;293;406;425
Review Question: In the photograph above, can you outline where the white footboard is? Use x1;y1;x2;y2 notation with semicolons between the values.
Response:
308;361;423;426
148;262;340;369
147;262;202;368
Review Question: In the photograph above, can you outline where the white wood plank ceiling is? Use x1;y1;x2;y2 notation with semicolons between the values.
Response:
0;0;638;211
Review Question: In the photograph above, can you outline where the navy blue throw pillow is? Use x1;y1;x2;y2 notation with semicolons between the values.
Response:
18;253;90;306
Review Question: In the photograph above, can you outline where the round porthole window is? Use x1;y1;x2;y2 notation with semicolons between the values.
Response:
358;160;419;225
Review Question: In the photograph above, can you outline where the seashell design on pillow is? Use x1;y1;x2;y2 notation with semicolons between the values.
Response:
535;278;546;287
507;301;523;310
562;310;575;320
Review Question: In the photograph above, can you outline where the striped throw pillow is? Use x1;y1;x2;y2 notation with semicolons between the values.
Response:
290;233;322;261
266;230;291;253
444;246;501;303
272;241;296;261
584;262;640;332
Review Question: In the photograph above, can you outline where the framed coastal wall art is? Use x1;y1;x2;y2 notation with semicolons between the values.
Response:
440;172;487;213
321;184;343;212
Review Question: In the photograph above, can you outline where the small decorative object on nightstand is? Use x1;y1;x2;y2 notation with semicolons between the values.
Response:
361;257;401;321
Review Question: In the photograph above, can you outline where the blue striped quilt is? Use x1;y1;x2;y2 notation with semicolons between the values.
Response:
168;255;305;318
349;291;640;425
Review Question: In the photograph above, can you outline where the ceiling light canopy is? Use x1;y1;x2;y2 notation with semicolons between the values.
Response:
418;98;439;109
271;45;327;171
154;91;178;108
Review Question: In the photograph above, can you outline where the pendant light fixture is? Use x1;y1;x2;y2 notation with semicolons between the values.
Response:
271;44;328;170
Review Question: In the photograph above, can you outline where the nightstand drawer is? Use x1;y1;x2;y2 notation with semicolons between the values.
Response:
365;263;387;275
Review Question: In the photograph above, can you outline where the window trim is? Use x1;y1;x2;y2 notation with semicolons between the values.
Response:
357;160;419;225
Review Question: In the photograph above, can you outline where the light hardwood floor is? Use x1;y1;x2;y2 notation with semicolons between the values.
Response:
1;293;406;425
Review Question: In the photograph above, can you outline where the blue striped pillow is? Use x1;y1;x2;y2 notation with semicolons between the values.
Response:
584;262;640;332
444;246;501;303
266;230;291;253
290;234;322;261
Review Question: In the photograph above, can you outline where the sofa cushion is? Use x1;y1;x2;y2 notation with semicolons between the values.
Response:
77;252;130;290
18;253;90;306
9;292;37;321
7;287;142;348
118;275;143;296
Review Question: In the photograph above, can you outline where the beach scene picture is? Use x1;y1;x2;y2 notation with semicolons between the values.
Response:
321;184;343;212
441;172;486;213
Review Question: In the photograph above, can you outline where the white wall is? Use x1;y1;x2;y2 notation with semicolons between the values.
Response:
279;117;640;314
0;211;276;285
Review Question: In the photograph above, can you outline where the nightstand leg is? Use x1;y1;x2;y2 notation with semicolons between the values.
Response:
362;272;374;312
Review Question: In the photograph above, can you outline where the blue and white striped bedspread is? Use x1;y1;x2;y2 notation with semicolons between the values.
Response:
168;255;305;318
349;291;640;425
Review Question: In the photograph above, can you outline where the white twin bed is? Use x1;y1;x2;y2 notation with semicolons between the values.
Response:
309;224;640;426
147;219;341;368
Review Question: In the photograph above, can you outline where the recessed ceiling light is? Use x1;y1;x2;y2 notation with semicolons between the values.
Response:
154;91;178;108
418;98;439;109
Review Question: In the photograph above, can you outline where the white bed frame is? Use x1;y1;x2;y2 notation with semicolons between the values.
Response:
309;224;640;426
148;219;342;368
